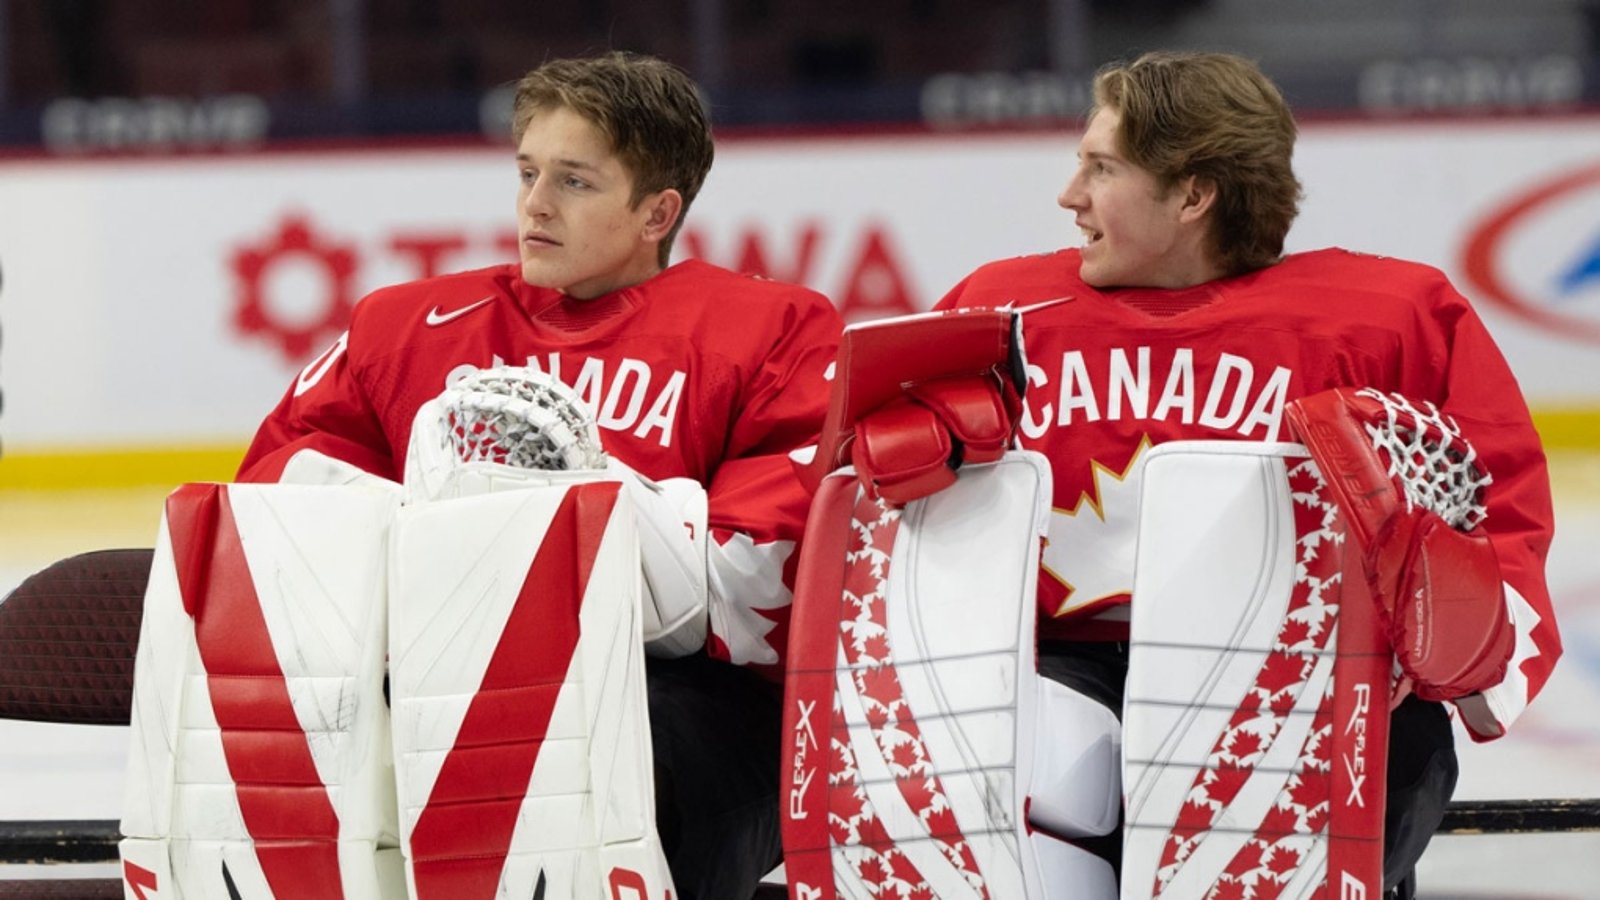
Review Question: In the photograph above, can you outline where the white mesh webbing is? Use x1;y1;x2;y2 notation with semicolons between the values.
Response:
1357;388;1491;531
438;367;607;471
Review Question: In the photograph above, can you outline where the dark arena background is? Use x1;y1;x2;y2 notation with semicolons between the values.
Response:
2;0;1600;896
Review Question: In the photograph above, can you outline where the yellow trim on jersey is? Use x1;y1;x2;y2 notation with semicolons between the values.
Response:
0;445;246;491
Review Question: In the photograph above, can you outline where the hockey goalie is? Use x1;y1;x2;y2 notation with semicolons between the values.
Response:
117;368;708;899
779;306;1560;900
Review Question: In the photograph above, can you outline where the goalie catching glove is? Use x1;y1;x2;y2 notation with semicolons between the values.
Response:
404;365;708;656
1286;387;1514;702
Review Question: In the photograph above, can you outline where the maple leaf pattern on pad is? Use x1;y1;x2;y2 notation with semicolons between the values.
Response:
825;489;993;899
1152;459;1343;899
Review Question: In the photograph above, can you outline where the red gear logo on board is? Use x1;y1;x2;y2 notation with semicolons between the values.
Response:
231;215;359;363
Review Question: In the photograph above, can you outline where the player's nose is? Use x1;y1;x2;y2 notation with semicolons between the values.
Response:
1058;171;1087;211
522;176;556;217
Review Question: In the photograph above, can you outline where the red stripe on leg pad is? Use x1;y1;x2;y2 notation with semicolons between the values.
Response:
409;482;622;899
123;860;159;900
165;484;345;898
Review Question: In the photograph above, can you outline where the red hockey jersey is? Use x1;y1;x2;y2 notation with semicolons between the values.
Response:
936;247;1560;739
239;259;843;675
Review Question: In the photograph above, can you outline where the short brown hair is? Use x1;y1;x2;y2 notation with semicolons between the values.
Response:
512;52;714;266
1092;52;1302;277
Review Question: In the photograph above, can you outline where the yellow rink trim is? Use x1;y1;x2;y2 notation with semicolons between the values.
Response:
1529;409;1600;453
0;445;247;491
0;408;1595;491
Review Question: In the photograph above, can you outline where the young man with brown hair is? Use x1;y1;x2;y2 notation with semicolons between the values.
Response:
228;51;841;898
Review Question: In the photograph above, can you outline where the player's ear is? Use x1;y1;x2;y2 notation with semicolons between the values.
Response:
641;189;684;243
1176;175;1217;224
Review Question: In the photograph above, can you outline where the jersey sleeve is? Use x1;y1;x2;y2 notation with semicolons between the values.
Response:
1422;286;1562;742
236;328;399;484
703;292;843;677
932;271;978;311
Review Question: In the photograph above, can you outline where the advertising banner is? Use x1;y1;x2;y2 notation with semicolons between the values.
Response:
1;117;1597;485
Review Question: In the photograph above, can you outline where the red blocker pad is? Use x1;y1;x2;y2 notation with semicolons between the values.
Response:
1123;441;1389;900
119;483;404;900
799;307;1024;495
388;479;672;899
783;453;1116;898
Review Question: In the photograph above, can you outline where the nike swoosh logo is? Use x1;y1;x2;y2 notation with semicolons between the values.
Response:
426;296;494;326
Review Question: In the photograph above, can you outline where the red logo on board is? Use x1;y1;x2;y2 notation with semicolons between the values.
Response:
231;215;359;363
1460;164;1600;344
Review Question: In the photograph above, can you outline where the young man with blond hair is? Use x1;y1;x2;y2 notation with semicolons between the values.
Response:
965;50;1556;899
787;51;1558;900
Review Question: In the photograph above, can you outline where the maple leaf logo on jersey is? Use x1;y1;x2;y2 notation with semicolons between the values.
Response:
707;531;793;666
1040;436;1152;617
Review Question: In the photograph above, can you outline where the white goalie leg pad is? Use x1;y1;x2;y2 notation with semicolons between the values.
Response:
119;482;403;900
782;452;1116;900
388;477;674;900
278;448;401;489
1122;441;1387;900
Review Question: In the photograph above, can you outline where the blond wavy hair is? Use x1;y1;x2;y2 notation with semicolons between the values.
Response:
1093;51;1303;277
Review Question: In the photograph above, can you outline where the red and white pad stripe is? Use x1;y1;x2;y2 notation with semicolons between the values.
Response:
119;482;402;900
783;454;1102;900
388;479;672;899
1123;441;1389;900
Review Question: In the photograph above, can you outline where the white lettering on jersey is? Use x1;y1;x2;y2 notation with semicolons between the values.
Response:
1023;347;1291;440
598;358;649;430
570;356;607;412
633;372;685;447
1198;354;1253;430
447;354;688;447
294;331;349;397
1152;348;1197;425
1108;346;1151;419
1059;351;1099;424
1021;362;1051;440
